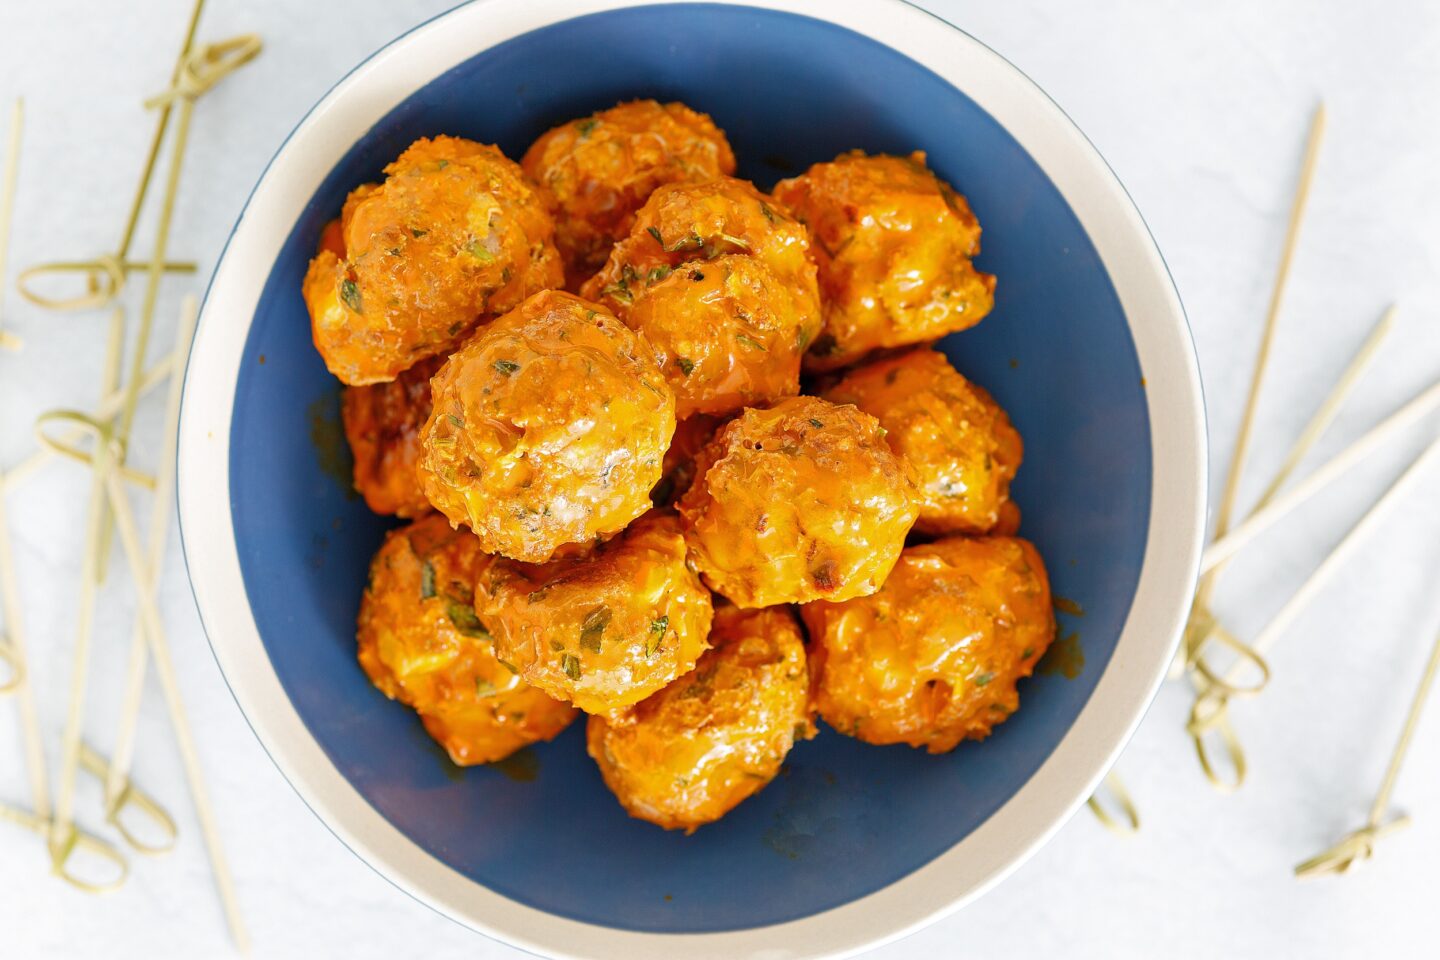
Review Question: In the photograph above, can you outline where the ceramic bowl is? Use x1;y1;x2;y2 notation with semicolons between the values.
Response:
177;2;1206;957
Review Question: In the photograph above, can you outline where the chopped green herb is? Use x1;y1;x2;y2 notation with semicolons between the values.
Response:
579;605;611;653
387;246;403;257
759;201;776;224
561;653;582;680
436;159;450;169
735;333;767;351
411;228;428;239
576;118;598;137
647;265;672;283
795;325;812;352
527;586;551;603
446;413;464;429
340;279;363;313
807;418;824;429
717;232;751;251
974;672;995;687
493;359;521;376
549;639;566;652
420;559;437;600
1022;647;1036;660
446;602;489;639
688;269;705;281
496;658;519;675
675;357;695;376
475;678;497;698
465;240;495;261
602;282;633;305
645;616;668;657
646;226;664;245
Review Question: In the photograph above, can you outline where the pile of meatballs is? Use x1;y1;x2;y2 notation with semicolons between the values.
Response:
304;100;1056;833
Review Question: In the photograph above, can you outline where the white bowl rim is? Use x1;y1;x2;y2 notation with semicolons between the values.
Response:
176;1;1207;958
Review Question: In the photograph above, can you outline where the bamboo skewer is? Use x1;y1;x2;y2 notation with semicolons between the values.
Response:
2;352;175;494
44;309;126;872
1201;376;1440;574
1197;103;1326;603
99;427;248;951
103;297;197;850
1296;620;1440;877
1189;436;1440;787
1184;306;1397;695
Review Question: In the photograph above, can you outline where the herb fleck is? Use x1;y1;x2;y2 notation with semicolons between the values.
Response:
646;226;664;245
735;333;767;352
465;240;495;261
420;559;436;600
807;418;824;429
579;605;611;653
561;653;582;680
675;357;695;376
493;359;521;376
576;118;598;137
974;672;994;687
475;678;497;698
446;413;464;429
759;201;776;224
446;602;489;639
411;228;428;239
340;279;363;313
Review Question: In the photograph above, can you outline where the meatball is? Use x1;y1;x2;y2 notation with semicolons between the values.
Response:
522;100;737;288
773;151;995;371
476;512;713;715
579;176;823;419
650;414;724;508
677;396;918;607
417;290;676;562
356;514;577;765
341;354;443;517
623;254;813;418
587;604;814;832
802;536;1053;753
823;347;1022;535
304;136;563;385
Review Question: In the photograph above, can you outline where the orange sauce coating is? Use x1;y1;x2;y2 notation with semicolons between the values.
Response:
677;396;918;607
417;290;675;562
357;514;577;765
802;536;1054;753
773;151;994;371
304;136;563;385
477;512;713;715
522;100;736;288
823;347;1022;535
587;603;814;832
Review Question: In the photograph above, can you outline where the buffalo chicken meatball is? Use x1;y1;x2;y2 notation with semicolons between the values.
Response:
341;354;443;517
823;347;1022;535
587;603;814;832
581;180;821;419
357;515;577;765
522;100;737;287
476;512;713;715
773;151;995;371
677;396;918;607
417;290;676;562
802;536;1054;753
304;136;563;385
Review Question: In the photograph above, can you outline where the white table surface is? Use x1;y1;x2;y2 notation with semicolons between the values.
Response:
3;1;1439;957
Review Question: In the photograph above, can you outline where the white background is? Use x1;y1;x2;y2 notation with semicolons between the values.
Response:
2;1;1439;957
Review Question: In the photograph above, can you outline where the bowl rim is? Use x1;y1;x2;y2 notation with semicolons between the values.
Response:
176;1;1207;957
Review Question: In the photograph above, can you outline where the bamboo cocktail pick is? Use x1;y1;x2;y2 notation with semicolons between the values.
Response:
1178;102;1326;680
1295;619;1440;877
1188;435;1440;788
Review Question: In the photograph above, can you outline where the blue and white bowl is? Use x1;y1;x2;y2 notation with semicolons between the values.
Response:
177;2;1207;957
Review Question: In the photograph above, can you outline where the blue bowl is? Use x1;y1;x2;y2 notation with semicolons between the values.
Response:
179;3;1205;957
